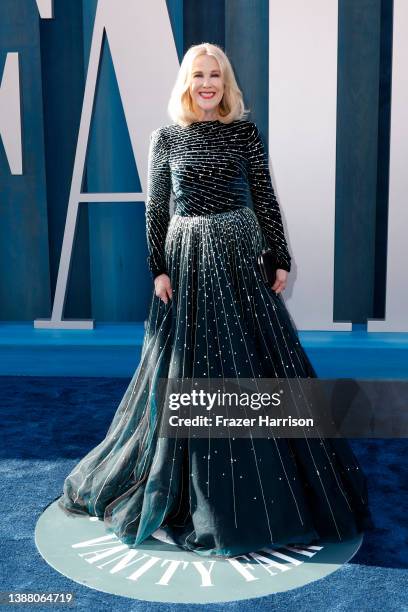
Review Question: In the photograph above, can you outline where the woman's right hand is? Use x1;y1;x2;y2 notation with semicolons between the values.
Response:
154;273;173;304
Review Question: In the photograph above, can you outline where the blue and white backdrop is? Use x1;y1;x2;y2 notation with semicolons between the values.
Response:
0;0;406;331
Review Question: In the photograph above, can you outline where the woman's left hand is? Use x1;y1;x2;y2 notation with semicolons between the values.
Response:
271;269;288;294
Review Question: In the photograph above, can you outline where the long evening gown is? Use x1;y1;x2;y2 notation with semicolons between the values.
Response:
58;118;374;557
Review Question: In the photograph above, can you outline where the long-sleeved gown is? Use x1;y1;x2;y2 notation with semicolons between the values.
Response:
57;118;374;557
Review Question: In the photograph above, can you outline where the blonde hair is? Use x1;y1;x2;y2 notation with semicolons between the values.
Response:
167;43;250;127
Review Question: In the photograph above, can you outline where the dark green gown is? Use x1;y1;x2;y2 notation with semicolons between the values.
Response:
58;118;374;557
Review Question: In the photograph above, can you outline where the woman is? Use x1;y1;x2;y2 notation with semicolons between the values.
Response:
58;43;374;558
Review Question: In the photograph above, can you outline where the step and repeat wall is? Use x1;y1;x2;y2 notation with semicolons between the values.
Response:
0;0;405;330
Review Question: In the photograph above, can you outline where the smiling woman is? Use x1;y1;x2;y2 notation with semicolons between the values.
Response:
187;53;225;121
57;42;374;559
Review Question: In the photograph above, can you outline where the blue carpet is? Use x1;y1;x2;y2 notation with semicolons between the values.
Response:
2;322;408;378
0;375;407;611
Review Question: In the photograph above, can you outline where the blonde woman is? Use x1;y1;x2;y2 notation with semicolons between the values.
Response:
58;43;374;557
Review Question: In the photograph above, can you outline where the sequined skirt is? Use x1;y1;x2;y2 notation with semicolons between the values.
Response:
57;205;374;557
163;205;304;378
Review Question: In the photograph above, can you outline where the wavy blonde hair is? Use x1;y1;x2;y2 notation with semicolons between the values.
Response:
167;43;250;127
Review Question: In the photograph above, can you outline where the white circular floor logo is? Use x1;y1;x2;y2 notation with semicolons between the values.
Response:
35;500;363;603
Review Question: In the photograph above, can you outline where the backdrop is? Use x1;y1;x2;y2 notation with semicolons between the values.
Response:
1;0;404;330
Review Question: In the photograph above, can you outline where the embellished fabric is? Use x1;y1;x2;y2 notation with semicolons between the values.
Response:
58;119;374;558
146;119;291;279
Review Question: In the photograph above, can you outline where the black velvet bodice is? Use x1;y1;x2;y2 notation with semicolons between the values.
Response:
145;118;292;279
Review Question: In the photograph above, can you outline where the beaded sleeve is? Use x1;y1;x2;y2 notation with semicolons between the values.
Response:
145;127;171;279
246;122;292;272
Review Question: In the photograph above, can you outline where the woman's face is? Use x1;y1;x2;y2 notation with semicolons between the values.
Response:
189;54;224;119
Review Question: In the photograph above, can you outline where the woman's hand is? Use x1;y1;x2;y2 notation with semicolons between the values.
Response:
271;269;288;294
154;273;173;304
